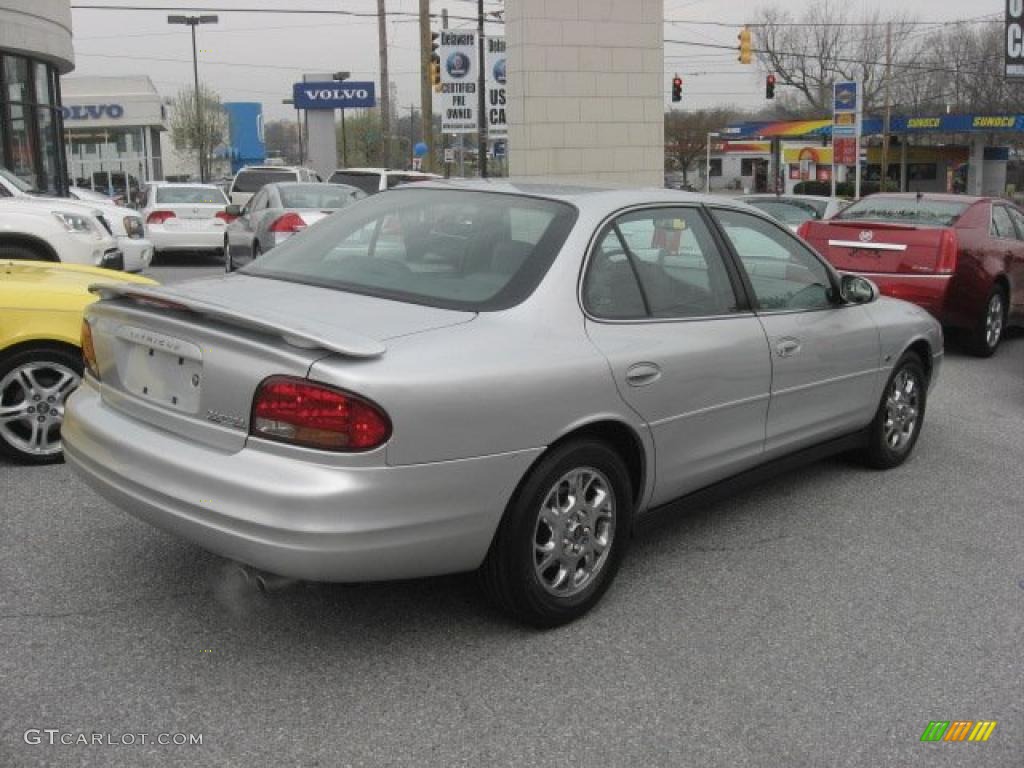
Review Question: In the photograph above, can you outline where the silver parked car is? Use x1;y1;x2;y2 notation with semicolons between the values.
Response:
63;182;942;627
743;194;849;232
224;182;365;272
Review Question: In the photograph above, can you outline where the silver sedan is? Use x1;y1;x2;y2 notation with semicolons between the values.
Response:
223;182;365;271
63;181;942;627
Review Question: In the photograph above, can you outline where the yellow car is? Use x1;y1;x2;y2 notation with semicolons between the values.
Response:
0;261;155;464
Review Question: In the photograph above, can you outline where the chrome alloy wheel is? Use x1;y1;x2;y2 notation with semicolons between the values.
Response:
883;367;920;453
985;293;1004;349
0;362;80;457
533;467;616;598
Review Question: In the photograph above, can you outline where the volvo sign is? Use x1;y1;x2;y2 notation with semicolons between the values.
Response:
291;82;376;110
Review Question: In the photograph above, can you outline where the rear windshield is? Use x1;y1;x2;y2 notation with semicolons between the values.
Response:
155;186;227;205
836;196;968;227
232;170;298;193
279;184;365;209
746;199;824;225
243;189;578;311
328;172;381;195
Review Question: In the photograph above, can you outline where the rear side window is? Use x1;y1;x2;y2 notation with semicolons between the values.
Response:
232;170;299;193
836;196;968;227
991;205;1016;239
584;207;740;320
1006;207;1024;240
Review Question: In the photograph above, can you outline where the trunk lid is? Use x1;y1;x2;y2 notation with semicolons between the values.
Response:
85;275;475;451
802;219;953;275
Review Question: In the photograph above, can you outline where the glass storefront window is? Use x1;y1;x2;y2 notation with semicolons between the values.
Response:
5;55;29;104
7;104;37;189
34;61;51;105
36;107;58;193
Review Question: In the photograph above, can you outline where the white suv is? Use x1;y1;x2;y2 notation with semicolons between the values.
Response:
0;169;152;272
228;166;321;207
0;197;122;269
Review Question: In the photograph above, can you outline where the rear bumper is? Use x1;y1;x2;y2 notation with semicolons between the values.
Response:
63;383;541;582
854;272;953;322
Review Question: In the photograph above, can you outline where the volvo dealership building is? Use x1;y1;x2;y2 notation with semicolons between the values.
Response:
0;1;74;194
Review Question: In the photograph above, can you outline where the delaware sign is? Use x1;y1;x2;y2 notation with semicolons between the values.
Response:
292;82;376;110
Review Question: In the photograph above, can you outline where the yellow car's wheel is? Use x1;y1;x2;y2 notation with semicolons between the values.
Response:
0;345;82;464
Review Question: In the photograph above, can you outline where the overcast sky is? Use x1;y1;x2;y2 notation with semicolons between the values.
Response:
67;0;1002;122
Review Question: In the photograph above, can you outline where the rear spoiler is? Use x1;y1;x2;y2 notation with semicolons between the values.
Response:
89;283;386;359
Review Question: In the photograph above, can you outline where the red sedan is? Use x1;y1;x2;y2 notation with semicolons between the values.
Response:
799;193;1024;356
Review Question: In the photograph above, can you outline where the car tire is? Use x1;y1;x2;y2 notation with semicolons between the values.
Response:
966;287;1006;358
0;345;82;465
858;352;927;470
224;237;233;273
253;241;262;262
0;243;52;262
479;440;633;628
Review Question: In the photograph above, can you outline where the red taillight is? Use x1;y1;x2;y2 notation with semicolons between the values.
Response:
936;229;958;274
81;318;100;380
251;376;391;452
146;210;176;225
268;212;307;233
796;221;812;240
215;210;237;223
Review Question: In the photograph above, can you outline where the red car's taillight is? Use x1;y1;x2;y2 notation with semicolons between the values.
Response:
215;210;237;223
146;210;176;225
81;319;100;380
936;229;959;274
251;377;391;452
268;212;307;233
796;220;812;240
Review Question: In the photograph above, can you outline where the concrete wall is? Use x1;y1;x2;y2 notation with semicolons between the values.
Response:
506;0;664;186
0;1;74;73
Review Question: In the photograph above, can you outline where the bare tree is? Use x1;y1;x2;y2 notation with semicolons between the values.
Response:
665;109;735;184
755;2;918;115
169;85;227;182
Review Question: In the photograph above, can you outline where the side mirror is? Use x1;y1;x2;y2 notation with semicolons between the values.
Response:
225;204;243;217
841;274;878;304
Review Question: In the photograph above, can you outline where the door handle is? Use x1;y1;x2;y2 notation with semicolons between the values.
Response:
625;362;662;387
775;338;802;358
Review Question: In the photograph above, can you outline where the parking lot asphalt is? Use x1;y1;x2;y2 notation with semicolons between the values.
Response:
1;259;1022;767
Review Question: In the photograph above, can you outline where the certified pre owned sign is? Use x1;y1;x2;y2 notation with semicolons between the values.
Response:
1008;0;1024;76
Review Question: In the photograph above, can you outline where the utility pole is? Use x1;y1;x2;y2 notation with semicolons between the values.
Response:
418;0;433;172
377;0;391;168
477;0;487;177
167;15;218;182
881;21;892;193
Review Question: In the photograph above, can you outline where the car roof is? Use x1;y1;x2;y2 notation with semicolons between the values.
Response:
745;194;837;203
407;177;757;209
860;192;987;205
150;182;224;189
235;166;304;173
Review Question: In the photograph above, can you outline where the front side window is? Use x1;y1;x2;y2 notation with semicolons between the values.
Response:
243;189;577;311
713;208;834;312
584;207;740;320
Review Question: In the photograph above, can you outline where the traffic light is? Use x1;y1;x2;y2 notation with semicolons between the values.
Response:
765;73;776;99
738;26;752;64
671;75;683;103
431;31;442;92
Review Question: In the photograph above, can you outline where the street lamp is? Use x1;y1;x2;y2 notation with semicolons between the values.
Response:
705;131;720;194
332;71;350;168
282;99;303;165
167;14;218;182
